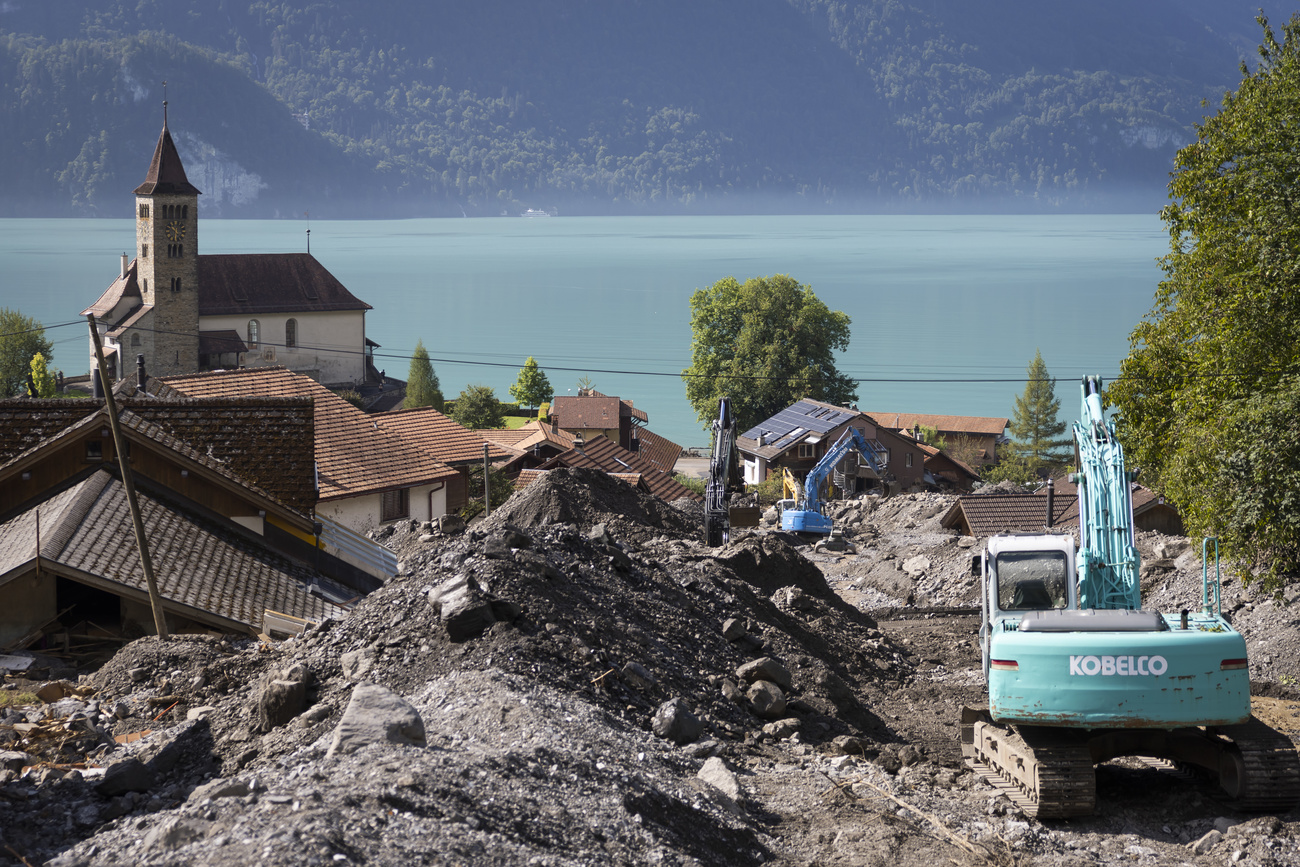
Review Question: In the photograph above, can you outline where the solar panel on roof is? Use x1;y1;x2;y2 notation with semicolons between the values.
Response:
741;400;858;441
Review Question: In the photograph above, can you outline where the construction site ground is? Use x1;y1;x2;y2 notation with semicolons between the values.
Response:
2;471;1299;867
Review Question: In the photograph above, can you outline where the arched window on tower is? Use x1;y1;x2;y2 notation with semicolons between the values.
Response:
131;333;141;348
182;205;188;219
171;277;182;292
285;318;297;348
248;320;260;348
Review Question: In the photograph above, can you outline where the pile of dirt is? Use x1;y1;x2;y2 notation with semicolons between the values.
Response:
5;480;1300;867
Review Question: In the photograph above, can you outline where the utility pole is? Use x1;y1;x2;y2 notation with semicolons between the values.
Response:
482;442;491;517
87;315;169;639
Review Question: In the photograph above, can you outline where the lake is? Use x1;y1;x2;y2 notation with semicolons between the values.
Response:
1;214;1167;449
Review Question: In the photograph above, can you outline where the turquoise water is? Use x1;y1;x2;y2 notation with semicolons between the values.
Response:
1;214;1167;449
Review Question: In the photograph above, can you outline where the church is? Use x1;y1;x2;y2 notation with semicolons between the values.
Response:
82;108;377;387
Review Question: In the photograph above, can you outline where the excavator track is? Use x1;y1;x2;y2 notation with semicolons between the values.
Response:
1211;716;1300;812
961;707;1096;818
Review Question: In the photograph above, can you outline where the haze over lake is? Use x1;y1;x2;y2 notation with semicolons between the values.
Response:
5;214;1166;449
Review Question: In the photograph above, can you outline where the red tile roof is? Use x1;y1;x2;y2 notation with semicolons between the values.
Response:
540;434;699;502
197;254;372;316
634;427;682;476
156;367;457;501
941;475;1168;536
867;412;1008;437
551;395;622;430
375;406;514;466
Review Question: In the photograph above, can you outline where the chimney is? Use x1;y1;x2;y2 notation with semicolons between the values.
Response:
136;354;147;395
121;253;128;279
574;432;585;453
1046;477;1055;528
757;431;767;447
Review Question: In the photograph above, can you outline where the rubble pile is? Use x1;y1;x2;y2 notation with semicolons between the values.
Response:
2;472;1299;866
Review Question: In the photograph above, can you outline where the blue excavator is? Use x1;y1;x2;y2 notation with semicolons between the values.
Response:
778;426;886;535
962;377;1300;817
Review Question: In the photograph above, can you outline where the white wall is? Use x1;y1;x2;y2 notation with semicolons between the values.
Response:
201;309;367;385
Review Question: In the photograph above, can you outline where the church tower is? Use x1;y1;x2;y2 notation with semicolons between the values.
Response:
133;102;201;376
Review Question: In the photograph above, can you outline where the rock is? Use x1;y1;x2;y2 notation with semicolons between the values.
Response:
327;682;426;758
188;778;252;802
697;756;742;813
651;698;703;745
187;705;217;721
256;678;307;731
736;657;793;690
129;667;149;683
746;680;787;719
719;679;744;703
341;647;376;681
437;513;466;534
1190;829;1223;855
0;750;31;773
957;536;976;548
902;555;931;577
762;717;801;738
620;661;656;690
826;738;868;753
428;574;498;641
143;816;212;850
483;525;531;558
773;586;815;611
97;757;155;796
721;618;747;641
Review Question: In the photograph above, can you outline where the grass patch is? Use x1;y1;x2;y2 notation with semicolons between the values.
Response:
503;415;533;430
0;691;40;707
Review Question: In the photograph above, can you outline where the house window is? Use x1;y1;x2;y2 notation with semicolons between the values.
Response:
139;204;150;219
381;488;410;522
798;443;817;459
883;448;892;465
247;320;259;348
85;441;103;461
285;318;297;348
906;452;914;468
131;333;141;348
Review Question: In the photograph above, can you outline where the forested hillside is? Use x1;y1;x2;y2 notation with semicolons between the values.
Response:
0;0;1285;217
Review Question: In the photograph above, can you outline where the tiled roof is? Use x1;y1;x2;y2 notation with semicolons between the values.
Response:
940;475;1166;536
81;261;141;318
476;428;533;452
156;368;458;501
514;468;650;495
0;471;345;632
634;428;682;476
867;412;1009;437
134;122;201;196
197;254;372;316
917;441;980;481
374;406;514;466
551;395;622;430
0;399;319;516
541;435;700;502
512;421;577;453
585;390;649;423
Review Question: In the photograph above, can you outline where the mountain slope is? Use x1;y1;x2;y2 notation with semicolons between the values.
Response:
0;0;1285;216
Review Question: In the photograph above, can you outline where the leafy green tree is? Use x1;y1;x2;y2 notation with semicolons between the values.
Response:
0;309;53;398
450;384;504;429
682;274;855;435
404;340;444;410
29;352;56;397
1109;15;1300;592
982;450;1040;487
508;356;552;410
460;463;516;520
1008;349;1071;472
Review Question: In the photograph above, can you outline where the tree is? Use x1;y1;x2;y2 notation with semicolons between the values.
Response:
29;352;57;397
1109;15;1300;592
450;384;504;429
0;309;54;398
509;356;552;410
1007;349;1071;473
404;340;444;410
681;274;855;435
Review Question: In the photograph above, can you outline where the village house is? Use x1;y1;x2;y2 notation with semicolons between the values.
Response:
80;111;376;389
867;411;1008;466
518;433;700;503
548;390;680;476
736;399;927;495
0;396;385;646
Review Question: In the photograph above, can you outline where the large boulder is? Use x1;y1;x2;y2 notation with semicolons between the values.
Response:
327;682;426;758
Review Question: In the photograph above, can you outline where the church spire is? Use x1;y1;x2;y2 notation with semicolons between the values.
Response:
134;89;201;197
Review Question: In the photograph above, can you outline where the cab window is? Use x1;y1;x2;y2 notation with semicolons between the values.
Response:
996;551;1069;610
